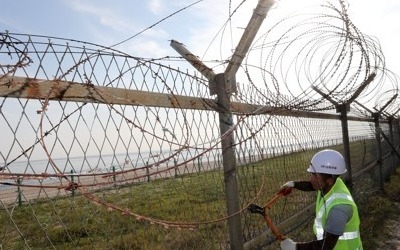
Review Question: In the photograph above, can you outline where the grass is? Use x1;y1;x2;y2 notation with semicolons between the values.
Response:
0;170;231;249
359;169;400;249
0;139;397;249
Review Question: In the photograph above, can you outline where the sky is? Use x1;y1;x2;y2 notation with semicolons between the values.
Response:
1;0;400;162
2;0;399;74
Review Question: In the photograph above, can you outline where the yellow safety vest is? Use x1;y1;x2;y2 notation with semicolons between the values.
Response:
314;178;363;250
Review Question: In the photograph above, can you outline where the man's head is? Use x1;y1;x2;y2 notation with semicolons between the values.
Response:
307;149;346;192
307;149;347;175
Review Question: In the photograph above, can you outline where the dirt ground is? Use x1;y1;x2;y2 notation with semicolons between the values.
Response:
379;218;400;249
362;172;400;250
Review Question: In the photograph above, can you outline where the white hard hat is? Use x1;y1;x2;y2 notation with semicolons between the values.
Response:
307;149;347;175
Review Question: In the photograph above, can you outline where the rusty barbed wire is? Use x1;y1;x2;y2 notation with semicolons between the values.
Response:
0;31;259;231
1;0;400;247
0;31;33;79
242;0;388;112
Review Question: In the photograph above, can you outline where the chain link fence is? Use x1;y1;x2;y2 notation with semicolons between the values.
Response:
1;1;400;249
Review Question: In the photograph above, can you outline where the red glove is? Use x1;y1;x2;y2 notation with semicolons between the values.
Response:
278;181;294;196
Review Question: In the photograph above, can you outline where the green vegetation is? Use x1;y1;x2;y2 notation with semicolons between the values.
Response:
0;171;230;249
359;169;400;249
0;139;397;249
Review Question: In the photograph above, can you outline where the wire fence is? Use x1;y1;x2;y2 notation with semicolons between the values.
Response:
1;0;400;249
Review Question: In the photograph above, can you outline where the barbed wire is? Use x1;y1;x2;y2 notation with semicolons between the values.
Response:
242;0;388;112
1;0;399;247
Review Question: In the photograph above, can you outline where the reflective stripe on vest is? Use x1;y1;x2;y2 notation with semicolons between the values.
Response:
339;231;360;240
315;193;358;240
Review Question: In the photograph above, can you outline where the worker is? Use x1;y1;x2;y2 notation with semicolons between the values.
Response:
279;149;362;250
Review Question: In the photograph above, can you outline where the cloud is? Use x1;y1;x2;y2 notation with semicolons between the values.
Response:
66;0;137;34
183;0;258;62
126;39;169;58
148;0;164;15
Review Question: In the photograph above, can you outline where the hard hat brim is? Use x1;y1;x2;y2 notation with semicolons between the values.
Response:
307;165;347;175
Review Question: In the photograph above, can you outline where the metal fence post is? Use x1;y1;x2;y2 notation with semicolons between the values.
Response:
388;117;395;175
17;176;22;207
112;165;116;185
398;119;400;145
198;157;201;172
146;161;150;182
214;73;244;249
70;170;75;196
171;2;275;247
338;104;353;191
397;119;400;169
312;74;376;191
373;113;384;192
174;158;178;178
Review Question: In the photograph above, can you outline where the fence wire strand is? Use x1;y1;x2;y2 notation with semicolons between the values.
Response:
1;0;400;249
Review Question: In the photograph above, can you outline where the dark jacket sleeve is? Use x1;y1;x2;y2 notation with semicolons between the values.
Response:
294;181;314;191
296;232;339;250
